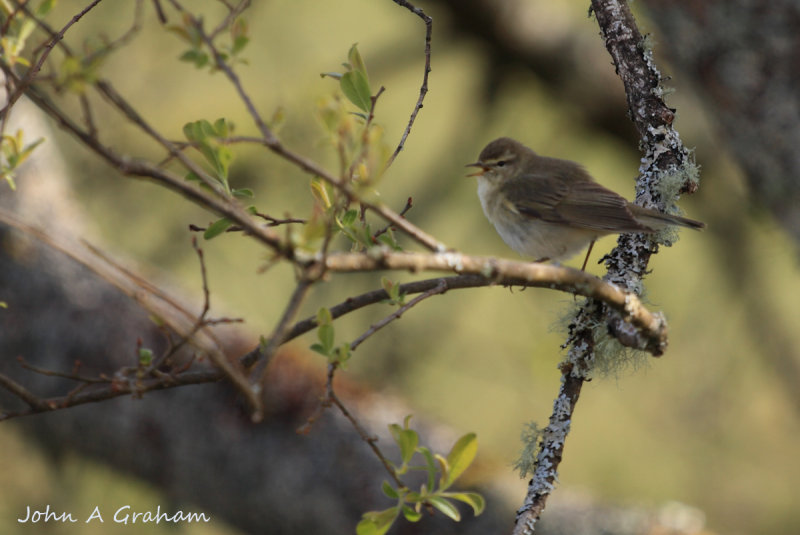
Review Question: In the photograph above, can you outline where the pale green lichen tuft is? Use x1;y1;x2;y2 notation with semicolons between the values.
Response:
513;421;543;479
656;156;701;202
554;299;650;380
652;156;701;247
590;321;650;379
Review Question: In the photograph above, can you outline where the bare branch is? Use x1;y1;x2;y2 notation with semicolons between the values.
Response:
0;367;223;421
0;372;52;412
317;250;667;354
385;0;433;170
252;279;315;402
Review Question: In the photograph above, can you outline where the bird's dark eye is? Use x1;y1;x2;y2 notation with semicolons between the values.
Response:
496;160;507;167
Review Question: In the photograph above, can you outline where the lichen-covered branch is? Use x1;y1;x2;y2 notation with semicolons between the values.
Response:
512;1;703;532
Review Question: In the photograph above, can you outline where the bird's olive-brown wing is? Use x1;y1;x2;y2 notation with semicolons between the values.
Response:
500;174;652;232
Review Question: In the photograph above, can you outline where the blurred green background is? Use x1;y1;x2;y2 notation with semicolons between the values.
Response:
3;1;799;534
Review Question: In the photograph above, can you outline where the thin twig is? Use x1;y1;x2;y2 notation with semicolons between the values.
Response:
330;387;406;488
251;278;316;410
299;363;406;488
18;357;109;384
83;0;145;65
208;0;251;39
385;0;432;171
350;278;448;350
372;196;413;240
0;372;53;411
0;367;224;421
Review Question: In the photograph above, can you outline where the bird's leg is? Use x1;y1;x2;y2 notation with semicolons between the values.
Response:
580;240;596;272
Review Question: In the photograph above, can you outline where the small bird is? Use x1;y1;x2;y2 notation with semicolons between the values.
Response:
467;137;704;269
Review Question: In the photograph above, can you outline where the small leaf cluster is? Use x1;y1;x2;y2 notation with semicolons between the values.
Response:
285;45;398;255
318;44;390;189
0;0;55;67
298;177;400;254
337;208;401;252
169;14;249;71
182;118;259;239
55;40;108;94
309;307;351;367
322;44;373;115
380;277;405;306
1;130;44;190
357;417;485;535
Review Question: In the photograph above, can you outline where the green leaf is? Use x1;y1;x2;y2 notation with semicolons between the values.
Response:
310;178;333;209
340;70;372;112
232;35;250;55
334;343;351;366
310;343;328;357
316;307;333;326
418;446;437;491
183;121;204;142
0;301;7;309
401;505;422;523
348;43;369;81
341;208;358;226
442;492;486;516
396;428;418;466
376;233;396;250
320;71;343;80
427;496;461;522
36;0;57;16
213;117;229;137
2;174;16;191
380;276;404;303
232;188;254;199
203;217;233;239
138;348;153;366
381;480;399;499
199;120;216;138
214;145;233;179
179;49;209;68
356;507;399;535
442;433;478;489
317;324;334;352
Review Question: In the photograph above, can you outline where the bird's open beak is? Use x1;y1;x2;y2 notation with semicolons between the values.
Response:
465;162;486;177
